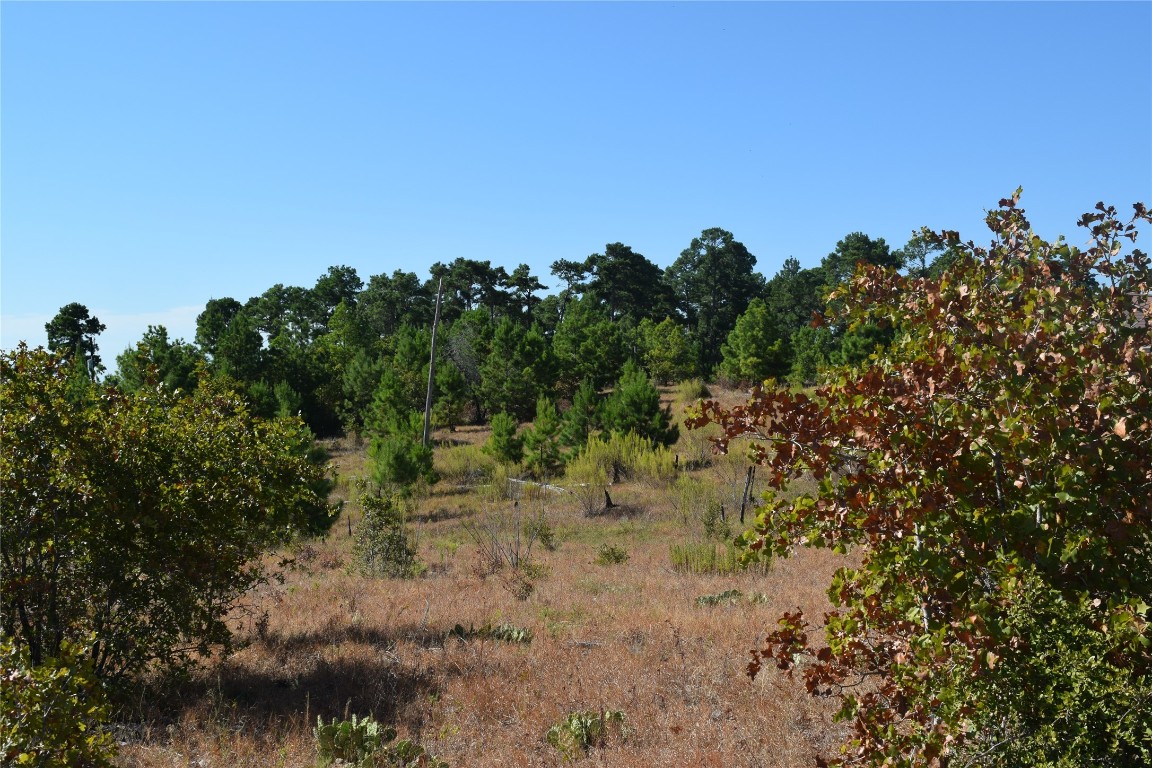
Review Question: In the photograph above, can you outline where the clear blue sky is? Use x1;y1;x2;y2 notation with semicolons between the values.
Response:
3;1;1150;363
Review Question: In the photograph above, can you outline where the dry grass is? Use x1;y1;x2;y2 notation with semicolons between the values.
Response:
112;386;848;767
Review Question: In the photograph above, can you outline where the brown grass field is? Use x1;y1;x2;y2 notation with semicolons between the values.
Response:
112;386;848;767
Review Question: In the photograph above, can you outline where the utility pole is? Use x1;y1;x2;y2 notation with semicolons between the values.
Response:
422;277;445;447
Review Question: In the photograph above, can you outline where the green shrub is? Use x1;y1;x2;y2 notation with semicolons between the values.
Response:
0;638;117;768
525;511;558;551
600;360;678;446
1;350;332;680
675;378;710;403
594;543;629;566
546;710;626;760
700;500;732;541
562;452;609;517
352;494;421;579
670;475;716;526
631;441;678;486
368;432;437;493
521;396;563;479
575;431;667;484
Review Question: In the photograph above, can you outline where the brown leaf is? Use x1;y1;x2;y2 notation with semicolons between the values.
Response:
1115;417;1128;438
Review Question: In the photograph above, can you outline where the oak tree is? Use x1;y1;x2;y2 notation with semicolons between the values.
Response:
689;193;1152;766
1;345;333;680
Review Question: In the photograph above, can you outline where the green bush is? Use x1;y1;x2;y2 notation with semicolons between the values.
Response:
2;349;332;680
594;543;630;566
631;442;678;486
525;511;558;551
369;431;437;493
700;500;732;541
562;452;610;517
670;475;716;526
600;360;678;446
352;494;421;579
574;430;674;485
521;396;563;479
0;638;117;768
674;378;710;403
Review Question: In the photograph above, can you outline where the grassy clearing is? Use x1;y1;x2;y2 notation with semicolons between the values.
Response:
112;385;847;767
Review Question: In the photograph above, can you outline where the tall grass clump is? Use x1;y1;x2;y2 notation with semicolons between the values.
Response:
563;451;610;517
669;539;770;575
674;378;710;406
435;443;497;487
573;431;678;485
632;442;678;486
670;475;717;528
480;462;516;503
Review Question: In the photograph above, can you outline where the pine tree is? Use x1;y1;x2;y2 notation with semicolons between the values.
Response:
484;412;523;465
368;412;436;493
560;378;602;449
718;298;790;386
600;361;678;446
522;396;563;478
637;317;695;385
363;368;409;438
479;318;556;420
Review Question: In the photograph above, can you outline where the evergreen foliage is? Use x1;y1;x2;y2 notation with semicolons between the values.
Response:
600;360;678;446
368;412;437;491
484;412;523;465
479;318;555;421
636;316;696;385
665;227;764;374
113;324;203;394
351;494;420;579
559;377;602;450
521;396;563;479
718;298;790;386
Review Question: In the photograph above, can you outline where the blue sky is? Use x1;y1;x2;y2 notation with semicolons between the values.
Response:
3;1;1150;363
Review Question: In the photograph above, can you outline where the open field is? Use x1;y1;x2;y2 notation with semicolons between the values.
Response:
113;388;849;767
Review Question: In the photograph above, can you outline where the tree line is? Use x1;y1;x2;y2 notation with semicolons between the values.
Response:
42;225;951;443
